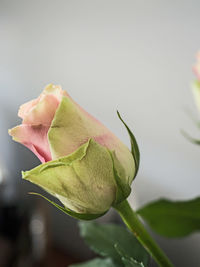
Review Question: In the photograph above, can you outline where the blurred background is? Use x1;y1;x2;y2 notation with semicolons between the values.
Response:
1;0;200;266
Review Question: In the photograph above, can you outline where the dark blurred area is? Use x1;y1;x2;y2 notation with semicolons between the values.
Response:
0;197;80;267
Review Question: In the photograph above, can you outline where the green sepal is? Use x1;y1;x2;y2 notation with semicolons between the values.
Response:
117;111;140;178
29;192;107;220
109;151;131;205
23;139;117;214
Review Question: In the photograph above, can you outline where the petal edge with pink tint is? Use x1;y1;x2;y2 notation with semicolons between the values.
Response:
22;94;60;125
43;84;68;100
193;52;200;81
9;124;52;163
9;84;69;163
18;98;39;119
19;84;67;124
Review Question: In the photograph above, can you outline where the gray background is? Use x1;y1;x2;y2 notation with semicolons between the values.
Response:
1;1;200;266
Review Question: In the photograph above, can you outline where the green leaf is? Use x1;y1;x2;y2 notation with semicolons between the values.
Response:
29;192;106;220
122;258;145;267
79;222;149;266
117;111;140;178
114;244;145;267
69;258;117;267
137;197;200;237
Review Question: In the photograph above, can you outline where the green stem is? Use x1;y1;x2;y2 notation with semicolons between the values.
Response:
114;200;174;267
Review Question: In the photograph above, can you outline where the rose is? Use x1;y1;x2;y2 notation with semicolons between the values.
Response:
9;84;137;218
193;52;200;111
9;84;137;219
193;52;200;80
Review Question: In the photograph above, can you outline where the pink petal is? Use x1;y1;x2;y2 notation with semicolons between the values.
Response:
22;94;60;125
18;84;67;123
193;65;200;81
18;98;39;119
9;124;51;163
193;52;200;81
10;84;69;163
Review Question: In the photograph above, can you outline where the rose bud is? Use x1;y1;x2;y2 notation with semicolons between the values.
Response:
9;84;138;219
193;51;200;81
193;52;200;112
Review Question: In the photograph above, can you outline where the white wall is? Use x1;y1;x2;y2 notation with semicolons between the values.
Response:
1;1;200;266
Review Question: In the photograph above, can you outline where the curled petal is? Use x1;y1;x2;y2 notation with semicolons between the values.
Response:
43;84;68;100
22;94;60;125
18;83;67;124
9;124;51;163
10;84;68;162
18;99;39;119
